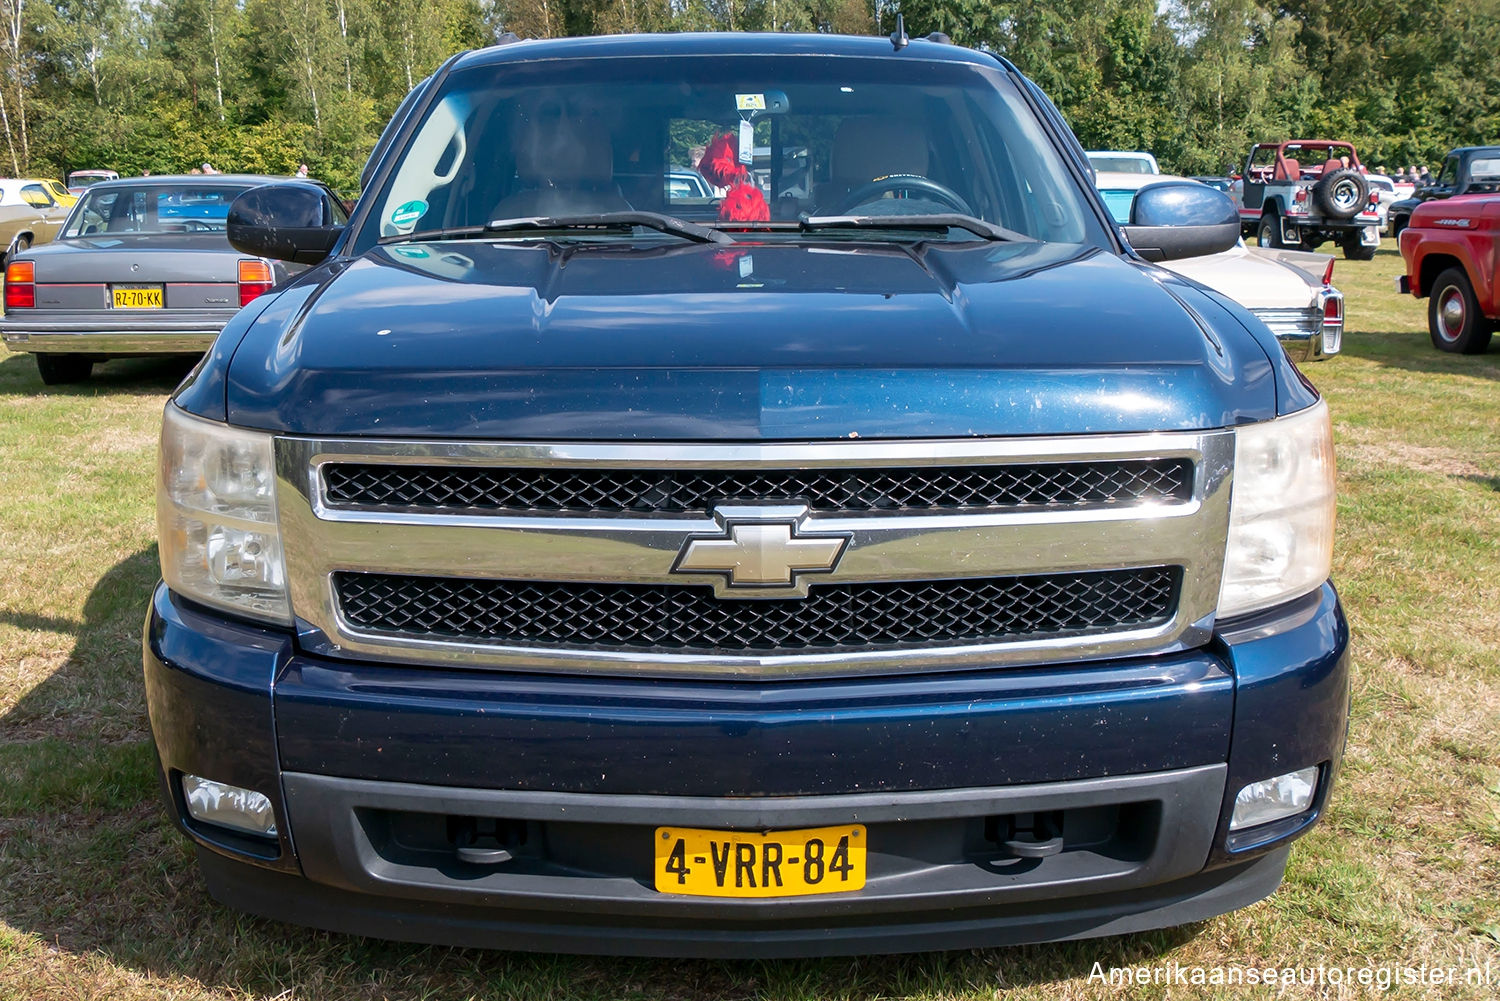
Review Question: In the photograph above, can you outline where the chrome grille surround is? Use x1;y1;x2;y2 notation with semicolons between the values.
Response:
276;433;1235;679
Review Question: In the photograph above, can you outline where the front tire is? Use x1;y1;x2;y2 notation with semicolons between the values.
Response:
35;354;92;385
1257;214;1284;249
1428;267;1494;354
1343;239;1376;262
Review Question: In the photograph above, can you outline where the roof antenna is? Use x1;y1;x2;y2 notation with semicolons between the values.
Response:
890;13;909;50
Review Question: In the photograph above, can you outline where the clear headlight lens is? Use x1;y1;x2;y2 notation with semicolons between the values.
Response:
157;404;290;624
1219;399;1336;618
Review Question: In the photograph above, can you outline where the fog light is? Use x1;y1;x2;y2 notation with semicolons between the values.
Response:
181;774;278;837
1230;766;1318;831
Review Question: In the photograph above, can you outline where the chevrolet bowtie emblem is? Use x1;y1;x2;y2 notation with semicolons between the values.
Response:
672;505;850;598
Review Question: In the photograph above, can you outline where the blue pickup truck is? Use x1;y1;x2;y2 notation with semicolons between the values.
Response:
144;30;1348;957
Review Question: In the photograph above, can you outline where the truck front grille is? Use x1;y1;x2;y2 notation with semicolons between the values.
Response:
321;459;1195;514
334;567;1181;653
278;433;1235;678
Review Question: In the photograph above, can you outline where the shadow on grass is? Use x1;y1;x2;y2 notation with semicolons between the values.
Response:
0;351;197;397
1337;328;1500;377
0;547;1202;999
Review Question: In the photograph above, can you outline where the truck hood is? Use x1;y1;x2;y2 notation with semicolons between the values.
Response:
214;239;1283;439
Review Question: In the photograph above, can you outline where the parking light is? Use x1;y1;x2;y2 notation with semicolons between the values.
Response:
5;260;34;308
237;259;274;306
1230;766;1319;831
181;774;278;837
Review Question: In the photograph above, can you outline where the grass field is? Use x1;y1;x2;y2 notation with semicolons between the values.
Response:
1;240;1497;1000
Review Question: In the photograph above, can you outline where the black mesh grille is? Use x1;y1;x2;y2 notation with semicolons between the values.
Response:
321;460;1194;515
334;568;1180;653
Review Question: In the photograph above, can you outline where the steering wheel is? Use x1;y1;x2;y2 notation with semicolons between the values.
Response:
834;175;973;216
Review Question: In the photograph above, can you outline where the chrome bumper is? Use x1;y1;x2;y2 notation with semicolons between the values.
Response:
0;310;234;354
1252;288;1342;363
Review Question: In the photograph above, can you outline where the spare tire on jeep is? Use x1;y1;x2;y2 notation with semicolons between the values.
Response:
1313;168;1368;219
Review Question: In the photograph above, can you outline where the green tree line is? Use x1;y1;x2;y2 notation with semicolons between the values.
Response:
2;0;1494;196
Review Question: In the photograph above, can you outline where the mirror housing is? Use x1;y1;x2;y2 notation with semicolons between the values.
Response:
1121;181;1240;262
227;183;344;265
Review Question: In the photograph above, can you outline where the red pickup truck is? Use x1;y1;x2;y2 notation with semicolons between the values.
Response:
1398;194;1500;353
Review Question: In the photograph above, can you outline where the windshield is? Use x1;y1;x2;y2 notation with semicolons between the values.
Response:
63;184;250;238
67;172;114;188
356;55;1106;253
1089;155;1154;174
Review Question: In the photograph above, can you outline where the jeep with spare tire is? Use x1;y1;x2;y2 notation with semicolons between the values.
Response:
1234;140;1383;260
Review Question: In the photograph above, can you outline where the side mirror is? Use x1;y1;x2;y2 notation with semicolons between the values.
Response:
227;183;344;265
1121;181;1240;262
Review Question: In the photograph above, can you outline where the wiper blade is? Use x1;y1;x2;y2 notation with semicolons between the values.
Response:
379;212;734;246
799;214;1033;243
379;225;487;245
485;212;734;245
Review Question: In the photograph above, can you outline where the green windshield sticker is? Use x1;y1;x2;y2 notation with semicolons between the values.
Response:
389;199;427;231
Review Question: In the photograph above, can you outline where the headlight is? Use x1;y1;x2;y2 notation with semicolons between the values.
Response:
157;404;290;624
1218;399;1336;618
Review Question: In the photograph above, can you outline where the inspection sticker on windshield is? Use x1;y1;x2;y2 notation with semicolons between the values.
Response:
389;199;427;232
736;94;766;111
739;120;755;165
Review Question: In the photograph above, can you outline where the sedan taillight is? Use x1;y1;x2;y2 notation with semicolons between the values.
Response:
237;260;274;307
1320;290;1343;356
4;260;34;308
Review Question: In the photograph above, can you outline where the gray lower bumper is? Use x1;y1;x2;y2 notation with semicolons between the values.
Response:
1;312;233;354
191;764;1275;957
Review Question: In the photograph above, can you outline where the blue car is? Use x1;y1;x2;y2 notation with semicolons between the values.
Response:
144;29;1348;957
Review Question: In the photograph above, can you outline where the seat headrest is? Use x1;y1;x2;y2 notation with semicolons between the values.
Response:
515;114;615;188
831;118;929;185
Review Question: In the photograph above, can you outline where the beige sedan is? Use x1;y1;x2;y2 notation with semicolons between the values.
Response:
0;178;71;261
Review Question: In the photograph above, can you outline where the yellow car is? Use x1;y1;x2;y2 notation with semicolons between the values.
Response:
35;179;78;207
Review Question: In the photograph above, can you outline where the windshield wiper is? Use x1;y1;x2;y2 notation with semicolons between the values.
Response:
380;211;734;246
799;214;1033;243
487;212;733;245
379;225;488;245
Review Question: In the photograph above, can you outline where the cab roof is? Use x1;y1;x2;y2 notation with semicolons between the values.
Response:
453;31;1009;71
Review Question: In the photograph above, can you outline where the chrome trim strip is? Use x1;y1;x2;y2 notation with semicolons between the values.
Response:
1;330;222;354
276;433;1235;679
1252;304;1326;363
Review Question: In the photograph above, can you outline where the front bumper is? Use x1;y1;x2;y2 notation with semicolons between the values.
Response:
144;581;1350;956
1;309;234;354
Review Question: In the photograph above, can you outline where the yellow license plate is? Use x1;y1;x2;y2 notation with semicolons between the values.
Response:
654;824;865;897
112;287;162;309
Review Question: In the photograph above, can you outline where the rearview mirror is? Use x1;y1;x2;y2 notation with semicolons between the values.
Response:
1121;181;1239;262
227;182;344;265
